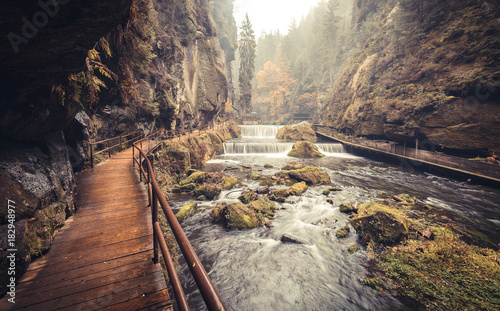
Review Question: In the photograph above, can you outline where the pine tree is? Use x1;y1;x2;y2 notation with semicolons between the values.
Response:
238;13;256;115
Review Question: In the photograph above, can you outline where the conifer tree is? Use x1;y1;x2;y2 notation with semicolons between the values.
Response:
238;13;256;115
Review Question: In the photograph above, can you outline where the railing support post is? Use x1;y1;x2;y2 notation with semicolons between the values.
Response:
132;146;135;168
90;142;94;168
139;152;142;182
152;190;159;264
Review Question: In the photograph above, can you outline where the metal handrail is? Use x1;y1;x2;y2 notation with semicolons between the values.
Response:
90;129;143;167
133;125;227;311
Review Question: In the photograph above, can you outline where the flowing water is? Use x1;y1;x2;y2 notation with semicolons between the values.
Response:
170;125;500;311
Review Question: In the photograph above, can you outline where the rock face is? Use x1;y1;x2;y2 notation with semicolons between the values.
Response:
320;0;500;154
0;133;76;296
288;141;324;158
0;0;133;141
276;122;317;142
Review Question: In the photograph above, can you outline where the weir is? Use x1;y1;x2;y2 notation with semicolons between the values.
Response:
240;125;283;138
223;142;294;154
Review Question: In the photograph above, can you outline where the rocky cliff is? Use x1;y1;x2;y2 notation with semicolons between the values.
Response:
321;0;500;155
0;0;237;296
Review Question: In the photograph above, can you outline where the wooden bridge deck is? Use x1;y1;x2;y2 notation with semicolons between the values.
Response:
1;148;172;311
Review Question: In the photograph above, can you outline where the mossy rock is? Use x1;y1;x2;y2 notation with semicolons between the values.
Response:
288;141;324;158
179;171;208;186
264;164;273;168
197;195;207;201
323;189;331;196
176;202;198;223
248;198;276;220
248;173;265;180
347;244;358;254
172;183;197;193
339;202;355;213
350;203;406;244
238;190;259;204
259;179;275;187
217;202;259;229
220;175;241;190
336;225;350;238
194;184;221;200
276;121;317;142
269;188;292;202
282;162;306;170
290;182;308;195
330;186;342;191
287;166;331;185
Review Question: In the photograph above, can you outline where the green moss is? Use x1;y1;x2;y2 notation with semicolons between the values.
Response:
220;174;242;190
288;141;324;158
269;188;292;202
264;164;273;168
347;244;358;254
179;171;208;185
336;226;350;238
175;202;198;222
194;184;221;200
287;166;331;185
323;189;331;196
290;182;308;195
238;191;259;204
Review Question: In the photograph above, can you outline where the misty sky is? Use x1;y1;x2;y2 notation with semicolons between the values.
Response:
233;0;323;37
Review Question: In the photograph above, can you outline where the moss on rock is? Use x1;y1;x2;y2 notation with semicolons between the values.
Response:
287;166;331;185
176;202;198;223
194;184;221;200
238;190;259;204
290;182;308;195
288;141;324;158
276;121;317;142
336;225;350;238
282;162;305;170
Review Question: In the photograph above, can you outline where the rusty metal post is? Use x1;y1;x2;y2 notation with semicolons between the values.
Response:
404;142;407;157
416;138;419;159
119;135;122;148
132;146;135;168
108;140;111;158
90;142;94;168
139;152;142;182
152;189;159;264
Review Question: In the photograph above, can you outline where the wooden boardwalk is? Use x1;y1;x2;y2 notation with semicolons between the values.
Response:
0;148;172;310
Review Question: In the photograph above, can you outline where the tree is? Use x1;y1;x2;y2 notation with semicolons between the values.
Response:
238;13;256;115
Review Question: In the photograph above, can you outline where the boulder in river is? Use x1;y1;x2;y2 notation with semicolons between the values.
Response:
290;182;308;195
282;162;306;170
276;121;317;142
287;166;331;185
238;190;259;204
350;202;406;244
175;202;198;223
210;198;276;229
288;141;324;158
194;184;221;200
281;234;304;244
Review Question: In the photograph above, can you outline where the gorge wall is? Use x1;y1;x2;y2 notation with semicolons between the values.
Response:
0;0;237;296
321;0;500;155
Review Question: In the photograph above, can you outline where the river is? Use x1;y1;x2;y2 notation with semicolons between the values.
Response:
169;125;500;311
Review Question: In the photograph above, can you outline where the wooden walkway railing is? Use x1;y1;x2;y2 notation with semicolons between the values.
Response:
90;129;143;167
133;125;227;311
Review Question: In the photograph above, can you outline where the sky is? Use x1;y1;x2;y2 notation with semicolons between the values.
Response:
233;0;323;38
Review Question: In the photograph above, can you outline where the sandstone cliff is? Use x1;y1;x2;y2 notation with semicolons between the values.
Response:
321;0;500;154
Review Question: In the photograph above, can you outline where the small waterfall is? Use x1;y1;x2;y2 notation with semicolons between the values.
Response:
240;125;283;138
315;143;345;154
224;142;294;154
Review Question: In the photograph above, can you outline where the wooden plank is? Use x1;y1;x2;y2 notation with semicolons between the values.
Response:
5;263;163;309
99;289;172;311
